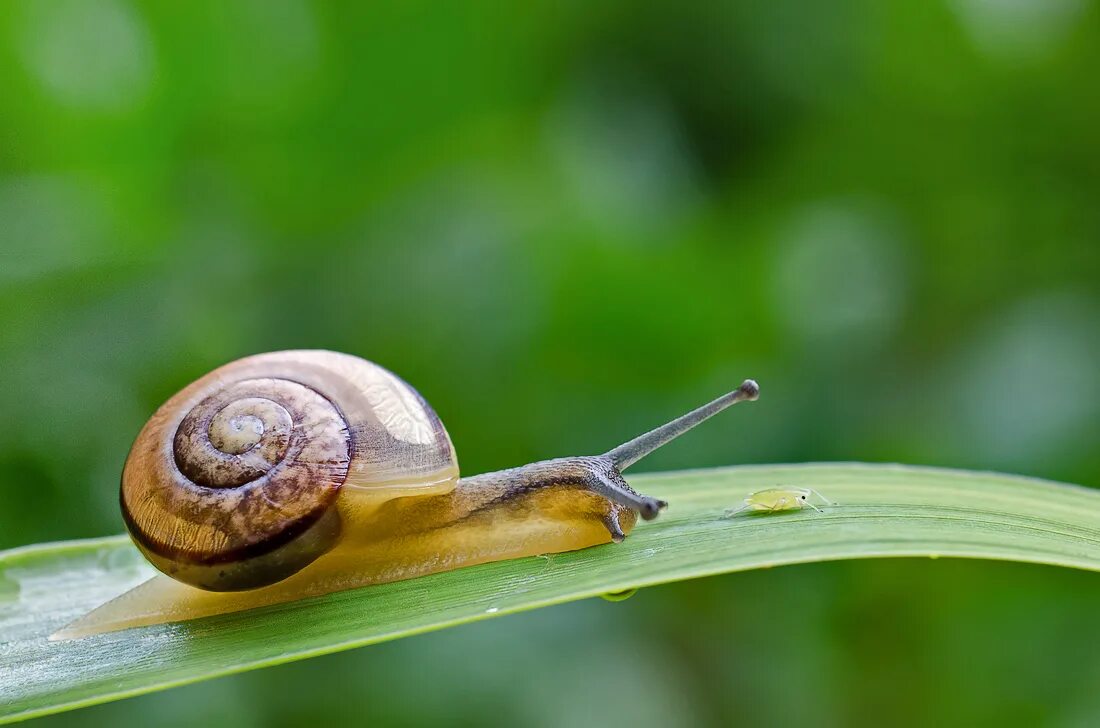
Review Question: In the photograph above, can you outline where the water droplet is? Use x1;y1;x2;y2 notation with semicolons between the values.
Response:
599;588;638;602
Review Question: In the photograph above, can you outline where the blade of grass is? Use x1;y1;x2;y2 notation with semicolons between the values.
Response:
2;463;1099;723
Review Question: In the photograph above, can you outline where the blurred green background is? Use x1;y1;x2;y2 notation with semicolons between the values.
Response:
2;0;1099;725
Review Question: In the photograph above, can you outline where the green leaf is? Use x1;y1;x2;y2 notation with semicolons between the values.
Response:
2;463;1099;723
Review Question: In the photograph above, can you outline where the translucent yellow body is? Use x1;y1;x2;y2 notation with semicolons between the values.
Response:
55;481;625;639
58;351;638;640
51;348;760;641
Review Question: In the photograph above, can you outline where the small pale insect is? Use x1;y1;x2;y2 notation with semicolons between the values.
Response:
724;487;833;516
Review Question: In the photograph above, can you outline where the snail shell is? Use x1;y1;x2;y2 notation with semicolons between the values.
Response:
120;351;458;591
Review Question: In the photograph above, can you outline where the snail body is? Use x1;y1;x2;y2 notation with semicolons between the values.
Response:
56;351;759;639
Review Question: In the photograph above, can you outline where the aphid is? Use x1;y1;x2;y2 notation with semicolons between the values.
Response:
724;487;833;516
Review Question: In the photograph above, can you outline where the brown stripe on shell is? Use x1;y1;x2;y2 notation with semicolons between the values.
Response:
123;377;351;571
119;351;460;590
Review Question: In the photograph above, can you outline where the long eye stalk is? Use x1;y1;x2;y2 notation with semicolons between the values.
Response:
605;379;759;471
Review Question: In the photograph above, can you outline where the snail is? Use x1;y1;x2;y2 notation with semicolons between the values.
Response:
55;350;759;639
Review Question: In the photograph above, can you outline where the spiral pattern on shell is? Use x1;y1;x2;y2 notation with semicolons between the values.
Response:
173;379;350;492
120;351;458;591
